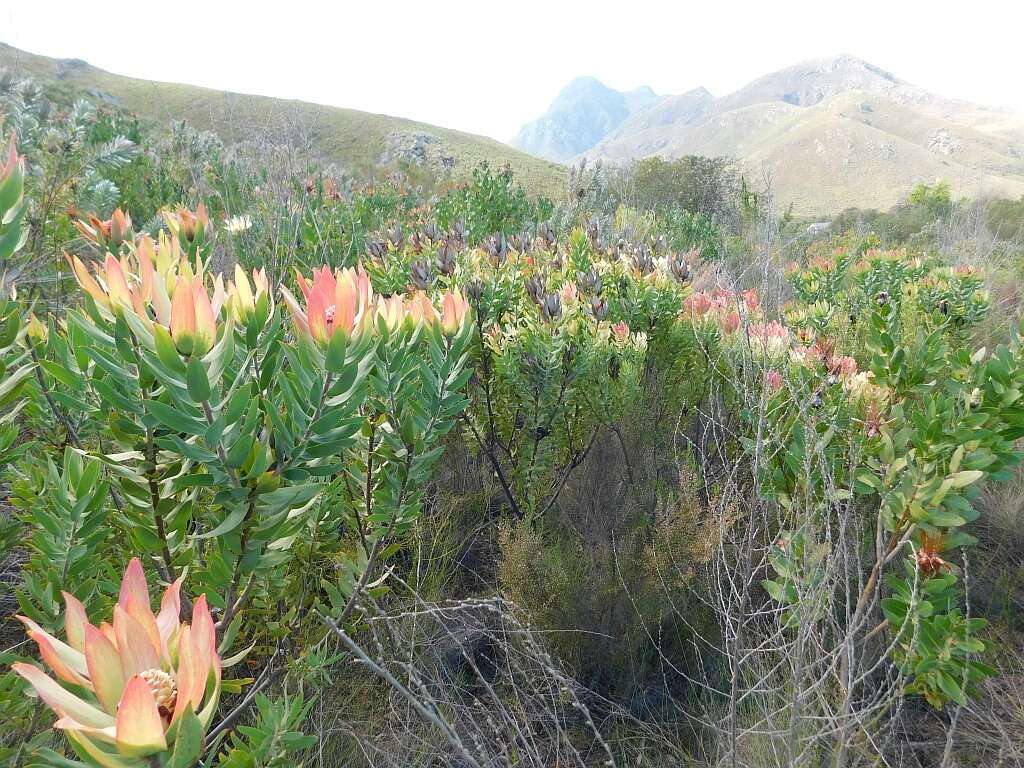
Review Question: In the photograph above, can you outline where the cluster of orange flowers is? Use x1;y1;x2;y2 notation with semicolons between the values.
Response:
281;265;469;341
65;209;472;357
682;288;760;334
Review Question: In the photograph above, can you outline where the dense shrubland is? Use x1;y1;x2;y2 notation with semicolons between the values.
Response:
2;71;1024;768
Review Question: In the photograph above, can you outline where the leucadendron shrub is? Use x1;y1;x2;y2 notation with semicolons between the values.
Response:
713;247;1021;708
362;219;709;521
3;126;476;765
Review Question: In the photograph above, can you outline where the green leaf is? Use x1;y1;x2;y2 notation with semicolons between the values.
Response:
761;579;789;603
0;362;33;404
153;324;186;375
197;505;249;539
325;331;348;373
168;707;203;768
27;748;90;768
145;401;207;436
186;357;212;402
936;670;965;705
948;470;983;488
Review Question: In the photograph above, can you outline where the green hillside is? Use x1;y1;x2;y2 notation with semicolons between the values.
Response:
0;42;567;197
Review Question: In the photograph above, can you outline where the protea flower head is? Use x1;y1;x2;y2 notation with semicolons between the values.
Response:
12;558;221;766
746;321;790;356
449;220;467;247
410;260;433;290
827;354;858;378
65;252;149;321
465;278;484;304
742;289;760;312
525;275;546;306
74;210;133;252
280;265;373;345
223;214;252;235
227;264;272;326
632;246;654;276
576;268;601;296
540;292;562;322
422;223;442;243
169;276;218;356
916;532;952;578
435;244;457;276
0;131;25;211
66;234;224;358
440;289;470;336
376;294;407;331
163;205;211;260
667;253;691;284
682;292;714;319
482;234;508;266
510;231;533;255
559;281;578;305
720;311;740;334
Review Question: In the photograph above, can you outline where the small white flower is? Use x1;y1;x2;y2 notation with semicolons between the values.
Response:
224;214;253;234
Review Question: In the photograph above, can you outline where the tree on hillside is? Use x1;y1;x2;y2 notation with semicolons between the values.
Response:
626;155;740;220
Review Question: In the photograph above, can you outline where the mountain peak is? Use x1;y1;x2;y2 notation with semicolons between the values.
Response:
513;77;663;161
714;53;904;110
801;53;901;83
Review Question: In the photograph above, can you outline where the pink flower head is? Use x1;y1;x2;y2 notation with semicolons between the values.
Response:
441;289;470;336
766;370;783;391
281;265;373;344
748;321;789;354
682;291;713;318
720;311;741;334
12;559;221;762
0;131;23;187
828;355;858;378
163;204;210;247
711;289;735;309
169;276;218;356
73;209;134;251
742;289;760;312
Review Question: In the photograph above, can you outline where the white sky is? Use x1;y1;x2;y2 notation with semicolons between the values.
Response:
3;0;1023;142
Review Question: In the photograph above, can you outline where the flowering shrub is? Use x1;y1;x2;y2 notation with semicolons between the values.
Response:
2;130;477;764
361;221;706;519
725;247;1018;708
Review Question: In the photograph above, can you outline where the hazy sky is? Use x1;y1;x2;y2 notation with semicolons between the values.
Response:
4;0;1023;142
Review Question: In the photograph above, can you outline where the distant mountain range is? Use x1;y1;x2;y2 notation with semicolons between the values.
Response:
0;43;566;197
513;55;1024;214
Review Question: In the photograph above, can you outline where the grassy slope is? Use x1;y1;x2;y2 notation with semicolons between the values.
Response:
0;43;567;197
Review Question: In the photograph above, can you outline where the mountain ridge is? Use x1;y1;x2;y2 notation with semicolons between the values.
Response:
516;55;1024;214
